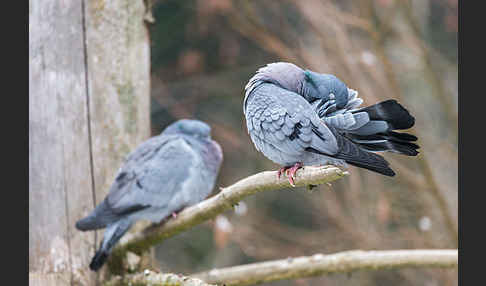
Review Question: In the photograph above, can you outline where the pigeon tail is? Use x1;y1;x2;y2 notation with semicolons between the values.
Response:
89;220;132;272
353;99;414;130
348;100;419;156
89;249;109;271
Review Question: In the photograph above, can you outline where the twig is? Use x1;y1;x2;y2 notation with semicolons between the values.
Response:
192;249;458;286
113;166;349;257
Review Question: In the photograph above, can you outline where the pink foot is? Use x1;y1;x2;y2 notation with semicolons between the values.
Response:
277;163;304;186
286;162;303;187
277;167;287;180
172;212;178;219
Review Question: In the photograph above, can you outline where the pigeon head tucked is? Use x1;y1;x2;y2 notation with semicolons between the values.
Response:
303;70;349;108
244;62;305;112
243;62;419;186
162;119;212;139
75;118;222;272
244;62;350;110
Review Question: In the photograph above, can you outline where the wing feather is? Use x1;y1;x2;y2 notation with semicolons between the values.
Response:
106;137;195;215
245;83;339;160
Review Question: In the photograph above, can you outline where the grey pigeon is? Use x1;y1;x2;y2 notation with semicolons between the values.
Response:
75;119;223;271
243;62;418;185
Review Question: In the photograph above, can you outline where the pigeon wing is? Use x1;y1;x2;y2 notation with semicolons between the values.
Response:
105;136;195;215
246;84;339;159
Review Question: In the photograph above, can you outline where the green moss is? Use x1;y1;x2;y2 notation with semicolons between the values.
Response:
116;82;138;135
89;0;106;27
107;249;126;276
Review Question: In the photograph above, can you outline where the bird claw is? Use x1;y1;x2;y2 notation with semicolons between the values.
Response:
286;169;296;187
277;163;303;187
277;167;286;180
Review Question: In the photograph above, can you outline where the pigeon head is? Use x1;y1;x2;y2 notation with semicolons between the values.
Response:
244;62;349;109
244;62;306;112
303;70;349;109
245;62;305;92
162;119;212;139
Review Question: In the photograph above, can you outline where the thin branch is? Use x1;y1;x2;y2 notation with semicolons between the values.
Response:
105;270;216;286
192;249;458;286
113;166;349;257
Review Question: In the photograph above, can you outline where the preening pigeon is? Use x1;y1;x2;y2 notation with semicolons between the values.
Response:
243;62;419;185
75;119;223;271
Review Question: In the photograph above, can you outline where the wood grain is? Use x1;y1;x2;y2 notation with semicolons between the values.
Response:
29;0;150;284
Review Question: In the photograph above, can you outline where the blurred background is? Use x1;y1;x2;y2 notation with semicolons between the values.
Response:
148;0;457;285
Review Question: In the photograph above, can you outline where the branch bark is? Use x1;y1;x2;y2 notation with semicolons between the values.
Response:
106;270;216;286
192;249;458;286
112;166;348;258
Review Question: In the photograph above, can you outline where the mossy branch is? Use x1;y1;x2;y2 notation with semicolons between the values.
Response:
106;249;457;286
105;270;216;286
191;249;458;286
112;166;348;259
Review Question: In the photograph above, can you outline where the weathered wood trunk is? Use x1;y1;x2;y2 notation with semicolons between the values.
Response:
29;0;150;285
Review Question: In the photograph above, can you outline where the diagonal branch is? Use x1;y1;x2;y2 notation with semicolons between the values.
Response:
105;270;216;286
112;166;348;258
192;249;458;286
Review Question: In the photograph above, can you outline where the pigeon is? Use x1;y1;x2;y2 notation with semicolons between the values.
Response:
75;119;223;271
243;62;418;185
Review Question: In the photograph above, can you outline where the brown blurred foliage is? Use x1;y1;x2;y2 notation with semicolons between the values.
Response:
149;0;457;285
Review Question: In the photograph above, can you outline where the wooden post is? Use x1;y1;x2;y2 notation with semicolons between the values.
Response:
29;0;150;285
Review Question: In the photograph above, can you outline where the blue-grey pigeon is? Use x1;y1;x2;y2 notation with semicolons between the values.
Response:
243;62;418;185
75;119;223;271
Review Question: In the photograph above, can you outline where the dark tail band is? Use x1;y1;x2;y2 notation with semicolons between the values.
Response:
349;100;419;156
88;220;133;272
89;249;109;271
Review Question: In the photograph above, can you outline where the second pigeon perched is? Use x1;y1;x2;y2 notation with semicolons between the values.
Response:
243;62;419;185
75;119;223;271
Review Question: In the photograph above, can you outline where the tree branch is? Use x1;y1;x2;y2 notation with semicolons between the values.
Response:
113;166;348;257
192;249;458;286
105;270;216;286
